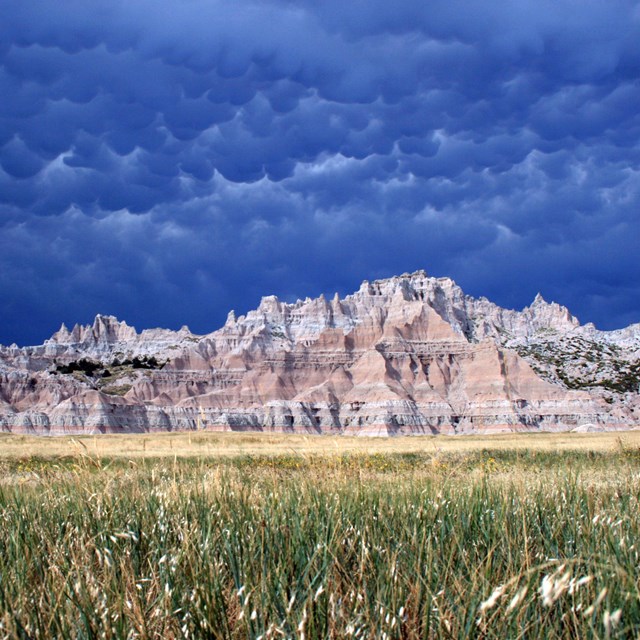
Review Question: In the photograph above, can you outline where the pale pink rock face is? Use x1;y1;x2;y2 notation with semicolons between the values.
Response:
0;271;638;435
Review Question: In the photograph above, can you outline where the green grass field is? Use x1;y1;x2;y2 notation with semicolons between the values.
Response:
1;432;639;638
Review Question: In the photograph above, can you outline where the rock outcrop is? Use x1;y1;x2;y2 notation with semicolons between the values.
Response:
1;271;638;435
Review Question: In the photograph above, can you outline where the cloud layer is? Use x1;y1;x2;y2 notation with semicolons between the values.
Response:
2;0;640;343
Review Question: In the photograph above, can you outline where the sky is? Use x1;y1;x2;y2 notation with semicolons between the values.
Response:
1;0;640;345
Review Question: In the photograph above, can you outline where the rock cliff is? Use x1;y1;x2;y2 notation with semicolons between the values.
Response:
1;271;637;435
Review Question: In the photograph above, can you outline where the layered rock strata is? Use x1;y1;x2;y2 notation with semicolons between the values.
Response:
1;271;637;435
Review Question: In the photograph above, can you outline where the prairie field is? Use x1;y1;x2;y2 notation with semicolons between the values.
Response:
1;428;640;460
1;431;640;638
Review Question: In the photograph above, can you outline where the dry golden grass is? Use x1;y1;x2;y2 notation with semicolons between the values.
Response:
1;428;639;460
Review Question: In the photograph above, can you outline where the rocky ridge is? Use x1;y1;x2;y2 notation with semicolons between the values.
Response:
1;271;638;435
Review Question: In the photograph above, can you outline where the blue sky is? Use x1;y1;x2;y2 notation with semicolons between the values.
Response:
1;0;640;345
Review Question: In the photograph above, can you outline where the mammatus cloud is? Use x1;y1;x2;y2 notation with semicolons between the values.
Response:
1;0;639;343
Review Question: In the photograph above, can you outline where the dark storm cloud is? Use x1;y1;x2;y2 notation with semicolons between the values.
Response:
1;0;640;343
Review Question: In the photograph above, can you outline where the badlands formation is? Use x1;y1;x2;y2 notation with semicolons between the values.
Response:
1;271;639;436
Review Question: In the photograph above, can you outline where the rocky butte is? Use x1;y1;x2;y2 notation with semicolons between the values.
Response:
1;271;639;436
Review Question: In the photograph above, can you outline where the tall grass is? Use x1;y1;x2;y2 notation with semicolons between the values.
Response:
1;451;639;638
